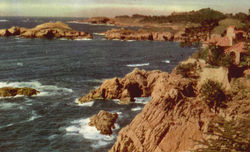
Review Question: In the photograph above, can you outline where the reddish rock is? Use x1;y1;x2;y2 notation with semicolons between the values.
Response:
89;110;118;135
0;29;11;36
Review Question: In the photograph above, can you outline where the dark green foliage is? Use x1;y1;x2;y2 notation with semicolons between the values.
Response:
200;80;226;111
196;45;235;68
141;8;226;24
176;63;197;78
195;117;250;152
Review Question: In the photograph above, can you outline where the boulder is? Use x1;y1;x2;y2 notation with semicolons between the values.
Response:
8;26;21;35
0;29;11;36
0;87;39;97
198;67;231;92
89;110;118;135
243;69;250;77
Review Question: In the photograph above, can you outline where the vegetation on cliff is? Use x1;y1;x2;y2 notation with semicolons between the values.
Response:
141;8;226;24
195;116;250;152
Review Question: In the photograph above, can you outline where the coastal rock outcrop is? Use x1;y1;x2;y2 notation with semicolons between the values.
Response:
78;68;169;104
78;55;248;151
109;69;249;152
80;17;113;24
0;22;93;40
109;70;208;152
88;110;118;135
105;28;174;41
0;87;39;97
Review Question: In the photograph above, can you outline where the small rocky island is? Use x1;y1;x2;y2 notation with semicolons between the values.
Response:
0;22;93;40
89;110;118;135
0;87;39;97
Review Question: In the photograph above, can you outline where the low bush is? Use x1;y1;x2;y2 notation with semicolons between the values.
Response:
195;116;250;152
176;62;197;78
200;80;227;111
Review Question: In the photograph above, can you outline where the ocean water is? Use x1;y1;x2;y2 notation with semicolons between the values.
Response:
0;17;196;152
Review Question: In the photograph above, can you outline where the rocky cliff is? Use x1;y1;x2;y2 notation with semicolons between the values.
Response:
0;22;93;40
108;66;250;151
79;57;249;151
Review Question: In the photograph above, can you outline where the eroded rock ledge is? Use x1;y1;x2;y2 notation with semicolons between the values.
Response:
0;87;39;97
78;68;190;104
0;22;93;40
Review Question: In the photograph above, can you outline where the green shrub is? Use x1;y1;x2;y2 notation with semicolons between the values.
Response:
200;80;226;111
176;62;197;78
195;116;250;152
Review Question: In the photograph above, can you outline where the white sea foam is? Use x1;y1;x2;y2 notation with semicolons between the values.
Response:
131;107;142;111
66;118;116;148
17;62;24;66
135;97;151;104
112;99;120;103
93;33;105;36
78;101;94;107
0;123;14;129
126;63;149;67
162;60;170;63
74;38;92;41
74;98;94;107
0;81;73;97
0;102;18;109
116;111;122;115
0;19;8;22
127;40;136;42
48;134;58;141
26;110;41;122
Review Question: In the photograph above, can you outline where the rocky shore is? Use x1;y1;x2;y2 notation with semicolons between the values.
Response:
0;22;92;40
79;52;249;151
104;28;175;41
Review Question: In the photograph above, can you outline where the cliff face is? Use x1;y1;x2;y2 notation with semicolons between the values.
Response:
109;71;214;152
108;67;249;152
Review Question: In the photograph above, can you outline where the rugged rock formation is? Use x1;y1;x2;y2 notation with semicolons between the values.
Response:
0;87;39;97
0;22;93;40
105;28;174;41
108;68;249;152
78;68;169;104
80;17;114;24
89;110;118;135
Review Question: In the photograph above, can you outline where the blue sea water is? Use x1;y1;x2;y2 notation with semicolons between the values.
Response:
0;17;196;152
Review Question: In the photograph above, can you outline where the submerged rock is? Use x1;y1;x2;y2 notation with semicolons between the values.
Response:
0;87;39;97
88;110;118;135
